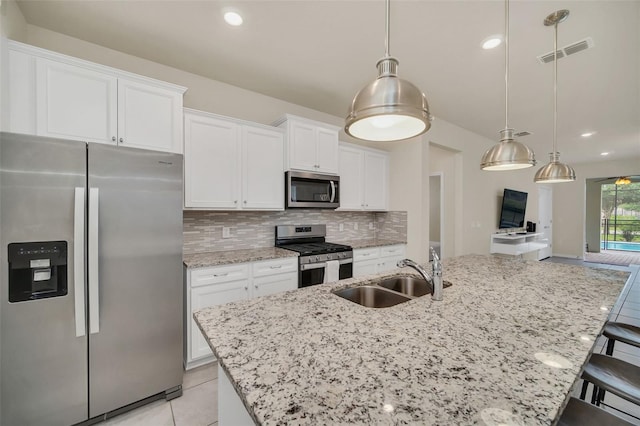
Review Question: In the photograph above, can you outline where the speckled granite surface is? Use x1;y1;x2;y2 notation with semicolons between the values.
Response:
350;239;406;249
183;247;298;268
194;255;630;425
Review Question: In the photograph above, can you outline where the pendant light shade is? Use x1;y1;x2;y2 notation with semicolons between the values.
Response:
481;0;536;171
345;0;431;142
535;10;576;184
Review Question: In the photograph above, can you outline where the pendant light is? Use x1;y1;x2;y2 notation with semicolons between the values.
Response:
534;10;576;183
480;0;536;171
345;0;431;142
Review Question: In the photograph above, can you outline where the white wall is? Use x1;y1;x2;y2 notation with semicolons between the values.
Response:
553;157;640;258
429;144;457;259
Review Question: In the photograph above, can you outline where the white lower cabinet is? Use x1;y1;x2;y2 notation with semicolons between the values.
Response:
352;244;406;278
184;257;297;369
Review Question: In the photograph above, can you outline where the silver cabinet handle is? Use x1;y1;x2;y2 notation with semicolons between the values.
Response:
243;200;247;204
73;187;86;338
119;138;124;143
214;272;229;277
111;136;116;142
270;265;283;269
234;200;238;204
244;286;248;290
254;285;258;289
88;187;100;334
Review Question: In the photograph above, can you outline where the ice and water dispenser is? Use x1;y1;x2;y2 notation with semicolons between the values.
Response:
7;241;68;302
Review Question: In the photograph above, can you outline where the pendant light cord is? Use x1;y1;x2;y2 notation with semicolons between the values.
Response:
384;0;391;58
553;22;558;157
504;0;509;130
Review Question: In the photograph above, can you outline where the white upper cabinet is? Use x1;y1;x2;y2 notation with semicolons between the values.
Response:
117;78;183;153
5;41;186;154
35;58;118;144
242;126;285;210
274;114;340;174
184;112;240;209
184;109;284;210
339;142;389;211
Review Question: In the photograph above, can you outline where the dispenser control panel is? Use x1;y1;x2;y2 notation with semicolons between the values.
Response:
7;241;68;302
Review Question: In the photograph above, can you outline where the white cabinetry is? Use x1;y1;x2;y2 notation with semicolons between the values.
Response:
274;114;339;174
489;233;548;257
5;41;185;153
339;143;389;211
353;244;406;278
184;257;297;369
184;109;284;210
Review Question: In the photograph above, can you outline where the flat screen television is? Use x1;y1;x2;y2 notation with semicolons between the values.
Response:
498;188;528;229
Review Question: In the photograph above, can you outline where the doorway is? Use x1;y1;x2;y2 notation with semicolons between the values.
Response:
429;173;443;260
537;186;552;260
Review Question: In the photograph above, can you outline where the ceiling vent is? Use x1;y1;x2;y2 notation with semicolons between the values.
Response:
537;37;594;64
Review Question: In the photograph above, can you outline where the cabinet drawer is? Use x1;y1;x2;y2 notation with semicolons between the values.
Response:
252;257;298;277
380;244;405;258
190;263;250;287
353;247;380;262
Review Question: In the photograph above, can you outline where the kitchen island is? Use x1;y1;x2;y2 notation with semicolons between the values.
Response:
193;255;631;425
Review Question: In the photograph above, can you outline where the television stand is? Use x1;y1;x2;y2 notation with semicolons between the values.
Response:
490;232;548;256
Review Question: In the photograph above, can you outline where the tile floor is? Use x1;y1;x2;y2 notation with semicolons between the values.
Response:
102;362;218;426
104;257;640;426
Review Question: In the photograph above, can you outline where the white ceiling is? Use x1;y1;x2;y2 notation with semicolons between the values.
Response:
16;0;640;164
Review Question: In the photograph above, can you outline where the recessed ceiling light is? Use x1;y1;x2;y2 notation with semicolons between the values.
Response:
482;35;503;50
600;152;609;156
224;11;243;26
581;131;596;137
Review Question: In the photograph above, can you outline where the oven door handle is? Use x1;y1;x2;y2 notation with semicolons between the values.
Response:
329;181;336;203
300;258;352;271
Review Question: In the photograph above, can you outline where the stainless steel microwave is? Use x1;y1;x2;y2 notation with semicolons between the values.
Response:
285;171;340;209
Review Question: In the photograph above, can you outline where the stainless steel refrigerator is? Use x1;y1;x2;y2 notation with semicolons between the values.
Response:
0;132;184;425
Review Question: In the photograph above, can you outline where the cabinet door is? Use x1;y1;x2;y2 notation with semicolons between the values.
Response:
7;49;36;134
353;259;379;278
338;146;363;210
315;127;339;174
363;151;388;211
242;126;284;210
35;58;117;144
184;114;240;208
117;79;183;153
253;273;297;298
190;281;250;360
288;120;317;171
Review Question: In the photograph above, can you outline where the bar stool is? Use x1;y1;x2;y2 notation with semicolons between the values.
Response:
581;321;640;404
558;398;635;426
603;322;640;356
579;354;640;407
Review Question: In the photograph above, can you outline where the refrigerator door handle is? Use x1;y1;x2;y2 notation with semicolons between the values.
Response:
74;187;86;337
89;187;100;334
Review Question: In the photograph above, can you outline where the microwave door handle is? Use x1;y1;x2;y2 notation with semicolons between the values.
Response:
329;181;336;203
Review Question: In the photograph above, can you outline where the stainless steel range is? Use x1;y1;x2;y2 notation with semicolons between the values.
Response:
275;225;353;287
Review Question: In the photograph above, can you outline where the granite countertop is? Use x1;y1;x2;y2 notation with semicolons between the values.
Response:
194;255;629;425
183;247;298;268
349;239;406;249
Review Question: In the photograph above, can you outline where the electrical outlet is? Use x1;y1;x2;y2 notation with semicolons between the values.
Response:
354;223;359;231
339;223;344;232
369;222;374;230
222;227;231;238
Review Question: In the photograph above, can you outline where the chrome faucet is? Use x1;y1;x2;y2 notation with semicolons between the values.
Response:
430;247;443;301
397;255;443;301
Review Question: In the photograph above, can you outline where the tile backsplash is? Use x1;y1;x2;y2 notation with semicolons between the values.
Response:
183;210;407;254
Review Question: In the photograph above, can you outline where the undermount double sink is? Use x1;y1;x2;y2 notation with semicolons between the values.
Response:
333;276;452;308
